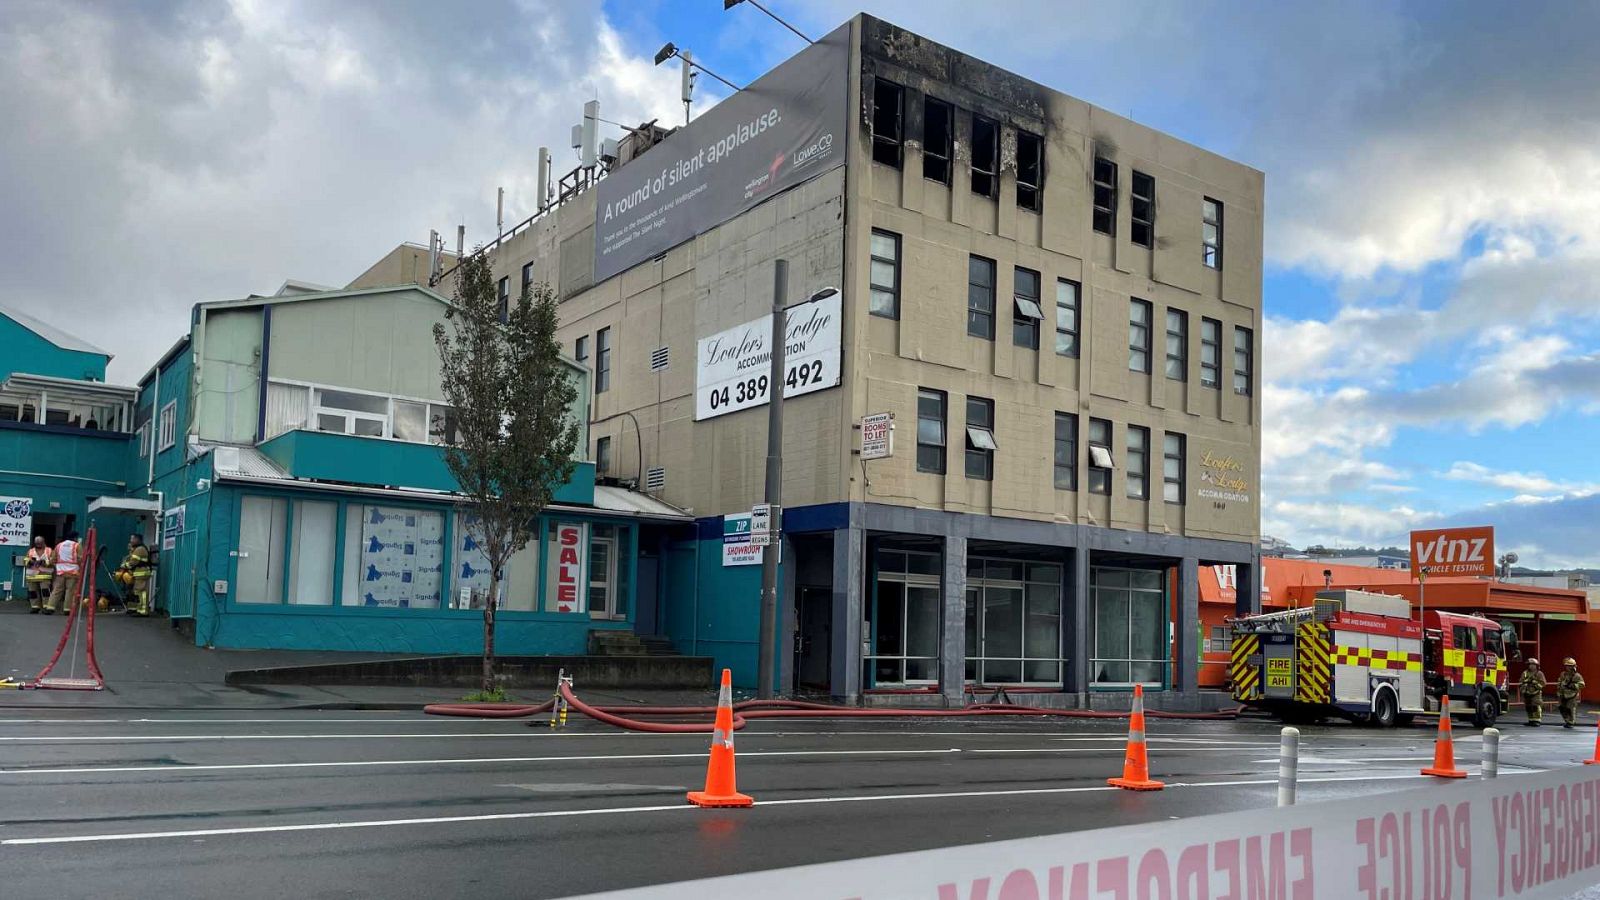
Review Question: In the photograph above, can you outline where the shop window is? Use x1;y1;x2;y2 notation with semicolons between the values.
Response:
965;396;996;481
869;229;901;319
341;505;444;608
1129;299;1152;373
965;557;1063;685
971;115;998;198
1131;170;1155;247
923;96;953;185
1016;129;1043;212
1203;198;1223;268
1200;317;1222;388
288;500;336;605
1054;412;1077;491
871;79;903;168
1092;156;1117;236
1012;266;1041;349
1087;417;1112;495
236;496;287;605
1092;567;1166;686
868;548;942;685
1055;279;1080;358
1165;308;1188;381
916;388;946;474
1127;426;1150;500
1163;432;1185;505
967;255;995;339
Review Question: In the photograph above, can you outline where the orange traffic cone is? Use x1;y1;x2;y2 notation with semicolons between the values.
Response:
687;668;754;808
1108;684;1165;791
1422;697;1468;778
1584;717;1600;766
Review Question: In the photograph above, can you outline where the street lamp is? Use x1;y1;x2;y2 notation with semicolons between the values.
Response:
724;0;815;44
652;42;741;92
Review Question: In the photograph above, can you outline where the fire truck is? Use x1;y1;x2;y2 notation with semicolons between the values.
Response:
1229;590;1518;728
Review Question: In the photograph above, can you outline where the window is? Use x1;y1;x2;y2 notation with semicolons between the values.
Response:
965;557;1064;684
1012;266;1042;349
871;79;903;168
314;387;387;437
916;388;946;474
157;401;177;451
236;496;287;605
1203;198;1223;268
1092;567;1167;685
1128;299;1152;373
923;96;953;185
496;276;510;323
596;435;612;474
521;262;535;296
341;505;445;608
869;229;900;319
1209;625;1232;653
595;327;611;393
1092;156;1117;235
967;255;995;339
1163;432;1185;504
1200;318;1222;388
1165;308;1188;381
1234;326;1254;396
871;548;943;684
1054;279;1080;357
1054;412;1077;491
1126;426;1150;500
1131;170;1155;247
392;400;428;442
289;500;337;605
268;380;450;445
575;335;589;366
971;115;998;198
965;396;996;481
1453;625;1479;652
1087;418;1112;495
136;422;150;459
1016;130;1043;211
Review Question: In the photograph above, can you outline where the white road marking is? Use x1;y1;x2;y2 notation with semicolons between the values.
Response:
0;770;1513;847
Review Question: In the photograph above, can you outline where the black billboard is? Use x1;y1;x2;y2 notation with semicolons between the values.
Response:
593;24;849;283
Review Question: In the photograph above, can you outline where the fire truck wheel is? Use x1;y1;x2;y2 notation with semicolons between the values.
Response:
1370;689;1399;728
1472;690;1500;728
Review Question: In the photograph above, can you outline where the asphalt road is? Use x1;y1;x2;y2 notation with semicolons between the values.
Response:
2;708;1598;899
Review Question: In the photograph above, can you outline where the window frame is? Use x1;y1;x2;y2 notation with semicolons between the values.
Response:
1092;156;1117;236
1163;432;1185;505
1234;326;1254;396
575;335;589;366
1128;299;1152;374
1087;417;1112;495
596;435;612;474
971;115;999;199
596;327;612;393
923;96;954;185
871;78;904;168
964;395;996;481
916;388;947;475
1012;266;1042;350
1016;129;1043;212
1054;279;1080;358
869;228;901;320
1054;412;1077;491
1202;197;1223;269
136;421;151;458
521;261;535;296
1126;425;1150;501
496;276;510;323
1200;317;1222;389
1130;170;1155;248
157;400;177;452
967;255;996;340
1165;308;1188;382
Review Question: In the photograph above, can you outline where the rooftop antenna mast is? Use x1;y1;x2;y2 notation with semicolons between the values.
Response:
680;49;695;125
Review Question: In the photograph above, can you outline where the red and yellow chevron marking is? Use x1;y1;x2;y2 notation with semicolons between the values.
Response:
1230;633;1261;701
1295;623;1331;703
1331;645;1423;672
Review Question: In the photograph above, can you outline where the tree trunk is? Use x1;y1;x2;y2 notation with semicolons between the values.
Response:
481;574;499;694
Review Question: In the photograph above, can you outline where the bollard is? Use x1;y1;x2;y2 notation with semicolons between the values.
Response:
1278;727;1300;807
1482;727;1500;779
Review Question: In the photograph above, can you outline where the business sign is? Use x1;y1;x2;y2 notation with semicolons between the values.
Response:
161;504;185;551
694;290;841;421
722;513;765;567
1410;525;1495;577
574;765;1600;900
0;497;32;547
1197;449;1252;504
592;24;849;282
860;412;893;460
546;522;589;613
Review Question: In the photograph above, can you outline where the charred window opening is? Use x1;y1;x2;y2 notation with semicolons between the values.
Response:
1131;170;1155;247
1092;156;1117;235
971;115;998;199
1016;130;1043;211
872;79;904;168
923;97;953;185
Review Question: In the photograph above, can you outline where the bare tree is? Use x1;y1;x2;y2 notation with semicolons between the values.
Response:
434;252;580;694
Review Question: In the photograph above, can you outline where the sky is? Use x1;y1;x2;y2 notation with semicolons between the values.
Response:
2;1;1598;568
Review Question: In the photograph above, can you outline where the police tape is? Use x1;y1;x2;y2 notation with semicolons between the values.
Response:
569;765;1600;899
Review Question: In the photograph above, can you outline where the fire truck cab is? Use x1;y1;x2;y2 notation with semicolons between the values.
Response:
1229;590;1516;728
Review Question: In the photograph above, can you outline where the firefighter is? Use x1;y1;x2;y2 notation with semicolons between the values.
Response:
1521;658;1547;726
117;534;153;617
1558;658;1586;728
23;535;53;613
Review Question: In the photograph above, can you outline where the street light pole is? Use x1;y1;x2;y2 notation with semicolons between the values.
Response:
757;259;788;700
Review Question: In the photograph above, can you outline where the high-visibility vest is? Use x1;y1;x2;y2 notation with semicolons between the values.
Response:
24;548;53;581
54;541;80;575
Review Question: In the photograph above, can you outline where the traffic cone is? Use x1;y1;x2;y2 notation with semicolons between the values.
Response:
1421;698;1468;778
1108;684;1165;791
1583;717;1600;766
687;668;754;808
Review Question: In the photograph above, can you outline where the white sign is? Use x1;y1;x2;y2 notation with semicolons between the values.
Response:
694;291;842;421
750;504;775;547
546;522;589;613
162;504;185;551
860;412;893;460
722;513;760;566
575;765;1600;900
0;497;33;547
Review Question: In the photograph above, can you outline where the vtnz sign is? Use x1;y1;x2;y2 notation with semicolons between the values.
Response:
1410;526;1495;577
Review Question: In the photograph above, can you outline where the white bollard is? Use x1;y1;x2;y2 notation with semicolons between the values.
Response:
1278;726;1300;807
1482;727;1500;779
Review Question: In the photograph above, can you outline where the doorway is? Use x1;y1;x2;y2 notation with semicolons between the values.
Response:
32;512;73;546
794;586;832;691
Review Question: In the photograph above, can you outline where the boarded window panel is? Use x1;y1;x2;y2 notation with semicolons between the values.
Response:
237;496;287;605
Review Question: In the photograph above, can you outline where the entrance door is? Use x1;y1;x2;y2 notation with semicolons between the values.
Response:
794;586;832;691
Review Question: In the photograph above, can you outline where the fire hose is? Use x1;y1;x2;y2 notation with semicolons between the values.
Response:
423;685;1240;732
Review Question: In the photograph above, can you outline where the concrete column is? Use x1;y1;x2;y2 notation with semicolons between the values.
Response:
830;525;864;703
940;534;968;705
1069;543;1092;695
780;534;797;695
1175;557;1201;693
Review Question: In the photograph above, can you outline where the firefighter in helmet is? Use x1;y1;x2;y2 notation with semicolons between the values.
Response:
1558;658;1587;728
116;534;153;617
1521;658;1547;726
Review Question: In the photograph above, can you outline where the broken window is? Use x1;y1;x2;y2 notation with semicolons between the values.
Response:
1131;170;1155;247
1016;130;1043;211
971;115;998;198
872;79;904;168
1092;156;1117;235
923;97;953;185
1203;197;1223;269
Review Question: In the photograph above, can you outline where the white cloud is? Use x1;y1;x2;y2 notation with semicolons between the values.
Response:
1441;461;1599;497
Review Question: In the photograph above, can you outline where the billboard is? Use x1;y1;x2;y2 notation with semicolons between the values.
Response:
1410;525;1495;577
694;290;841;421
592;24;849;283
